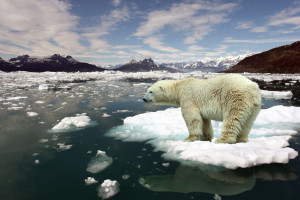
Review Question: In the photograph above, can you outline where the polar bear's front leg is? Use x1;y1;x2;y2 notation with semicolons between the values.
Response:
181;105;203;142
202;118;213;141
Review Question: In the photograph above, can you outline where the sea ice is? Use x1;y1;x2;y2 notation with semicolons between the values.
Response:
38;84;49;90
86;150;113;174
51;113;92;132
261;90;293;99
106;105;299;169
102;113;111;117
98;179;120;199
85;177;98;185
8;106;23;110
6;96;28;101
27;112;38;117
57;143;72;151
35;101;45;104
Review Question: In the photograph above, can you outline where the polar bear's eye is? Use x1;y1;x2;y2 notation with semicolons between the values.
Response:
149;91;153;93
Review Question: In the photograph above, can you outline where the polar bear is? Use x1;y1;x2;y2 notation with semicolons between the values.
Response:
143;74;261;144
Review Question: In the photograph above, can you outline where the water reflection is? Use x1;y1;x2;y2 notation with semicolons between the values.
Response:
139;164;297;196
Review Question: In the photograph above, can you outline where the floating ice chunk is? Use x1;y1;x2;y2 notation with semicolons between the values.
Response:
27;112;38;117
106;106;300;169
34;160;40;164
86;150;113;174
122;174;130;180
51;113;93;132
112;110;132;113
35;101;45;104
162;163;170;167
39;139;48;143
6;96;28;101
57;143;72;151
8;106;23;110
85;177;98;185
38;84;49;90
261;90;293;99
98;179;119;199
214;194;222;200
102;113;111;117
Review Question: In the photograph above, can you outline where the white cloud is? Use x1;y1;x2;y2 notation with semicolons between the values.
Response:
83;6;131;39
143;36;180;53
223;36;300;44
111;0;121;7
251;26;268;33
0;0;86;56
188;45;206;51
82;6;131;54
267;2;300;28
134;1;238;44
235;21;254;29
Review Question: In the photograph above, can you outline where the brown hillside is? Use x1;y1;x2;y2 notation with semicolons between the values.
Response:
223;41;300;73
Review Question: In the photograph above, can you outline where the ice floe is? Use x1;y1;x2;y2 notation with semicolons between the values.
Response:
38;84;49;90
85;177;98;185
8;106;23;110
86;150;113;174
261;90;293;99
27;112;38;117
98;179;119;199
51;113;95;132
106;105;299;169
57;143;72;151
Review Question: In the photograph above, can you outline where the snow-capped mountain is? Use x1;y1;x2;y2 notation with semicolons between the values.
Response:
1;54;104;72
161;55;248;72
115;58;181;73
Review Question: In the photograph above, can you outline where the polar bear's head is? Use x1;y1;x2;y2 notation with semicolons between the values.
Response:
143;80;176;105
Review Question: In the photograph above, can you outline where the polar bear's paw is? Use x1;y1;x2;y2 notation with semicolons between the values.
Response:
216;136;236;144
184;135;200;142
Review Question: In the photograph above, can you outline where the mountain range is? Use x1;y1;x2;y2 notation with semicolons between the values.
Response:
115;58;181;73
1;41;299;73
0;54;104;72
161;55;247;72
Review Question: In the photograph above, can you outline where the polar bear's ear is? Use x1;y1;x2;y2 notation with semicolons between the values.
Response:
159;86;164;92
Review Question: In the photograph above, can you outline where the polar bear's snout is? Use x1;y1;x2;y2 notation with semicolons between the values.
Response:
143;92;153;103
143;94;152;103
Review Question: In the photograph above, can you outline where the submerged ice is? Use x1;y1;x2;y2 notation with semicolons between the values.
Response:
106;105;299;169
86;150;113;174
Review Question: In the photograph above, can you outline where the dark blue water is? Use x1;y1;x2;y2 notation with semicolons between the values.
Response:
0;75;299;200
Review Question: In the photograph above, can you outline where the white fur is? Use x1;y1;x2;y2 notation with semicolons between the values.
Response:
143;74;261;144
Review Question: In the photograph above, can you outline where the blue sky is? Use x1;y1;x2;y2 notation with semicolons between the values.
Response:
1;0;300;66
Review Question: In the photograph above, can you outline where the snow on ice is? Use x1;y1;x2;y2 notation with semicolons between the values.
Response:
98;179;120;199
106;105;299;169
51;113;94;132
26;112;38;117
261;90;293;99
85;177;98;185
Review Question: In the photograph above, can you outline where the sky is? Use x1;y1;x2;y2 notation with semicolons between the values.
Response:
1;0;300;66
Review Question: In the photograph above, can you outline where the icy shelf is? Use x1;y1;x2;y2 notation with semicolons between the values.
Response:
106;105;299;169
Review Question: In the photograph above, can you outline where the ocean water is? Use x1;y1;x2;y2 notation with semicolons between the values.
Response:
0;72;299;200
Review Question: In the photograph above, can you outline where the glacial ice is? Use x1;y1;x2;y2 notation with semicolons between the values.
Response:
106;105;299;169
